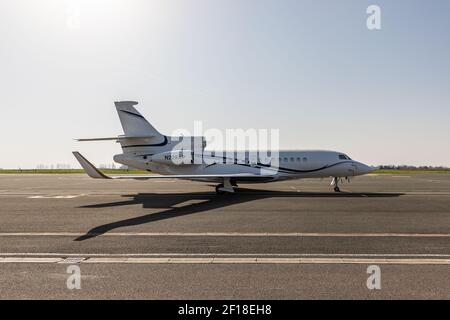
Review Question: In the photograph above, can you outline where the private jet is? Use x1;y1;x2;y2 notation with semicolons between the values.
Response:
73;101;375;194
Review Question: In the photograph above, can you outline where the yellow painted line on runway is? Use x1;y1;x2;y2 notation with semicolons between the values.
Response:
1;232;450;238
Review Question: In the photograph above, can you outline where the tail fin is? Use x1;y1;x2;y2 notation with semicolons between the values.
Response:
115;101;163;138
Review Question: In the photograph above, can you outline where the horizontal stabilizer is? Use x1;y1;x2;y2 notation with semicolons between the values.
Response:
76;136;155;142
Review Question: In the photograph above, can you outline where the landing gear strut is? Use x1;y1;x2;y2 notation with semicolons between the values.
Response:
331;177;341;192
215;178;236;195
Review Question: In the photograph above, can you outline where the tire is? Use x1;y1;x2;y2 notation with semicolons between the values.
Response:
215;184;225;195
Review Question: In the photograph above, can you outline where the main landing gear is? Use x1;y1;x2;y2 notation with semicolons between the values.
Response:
215;178;236;195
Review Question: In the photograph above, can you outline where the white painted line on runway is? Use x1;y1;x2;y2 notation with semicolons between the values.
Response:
172;199;209;208
0;257;63;263
58;257;87;264
1;256;450;265
28;194;86;199
3;252;450;258
0;193;42;196
2;191;450;197
1;232;450;238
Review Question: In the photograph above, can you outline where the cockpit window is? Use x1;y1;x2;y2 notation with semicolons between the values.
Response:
338;154;351;160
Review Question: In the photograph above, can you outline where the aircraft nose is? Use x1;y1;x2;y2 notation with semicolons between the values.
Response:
355;162;376;175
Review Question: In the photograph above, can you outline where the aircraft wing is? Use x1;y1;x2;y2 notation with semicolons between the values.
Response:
72;152;275;181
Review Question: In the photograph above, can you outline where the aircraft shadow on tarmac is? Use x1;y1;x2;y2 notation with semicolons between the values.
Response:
74;188;403;241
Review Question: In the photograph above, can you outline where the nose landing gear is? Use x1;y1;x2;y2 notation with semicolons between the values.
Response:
331;177;341;192
331;176;352;192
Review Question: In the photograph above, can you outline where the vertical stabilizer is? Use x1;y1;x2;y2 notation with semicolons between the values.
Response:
114;101;163;138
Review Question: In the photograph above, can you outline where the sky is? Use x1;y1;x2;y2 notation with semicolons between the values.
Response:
0;0;449;168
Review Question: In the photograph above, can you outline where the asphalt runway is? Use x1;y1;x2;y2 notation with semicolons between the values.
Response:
1;173;450;299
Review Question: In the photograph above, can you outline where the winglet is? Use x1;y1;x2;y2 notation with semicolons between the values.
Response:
72;152;111;179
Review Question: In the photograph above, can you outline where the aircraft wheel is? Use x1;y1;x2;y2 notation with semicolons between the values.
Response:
215;184;225;195
334;186;340;192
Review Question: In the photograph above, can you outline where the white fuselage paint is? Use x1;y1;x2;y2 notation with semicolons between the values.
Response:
114;148;373;183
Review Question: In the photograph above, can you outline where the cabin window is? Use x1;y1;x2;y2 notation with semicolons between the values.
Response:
296;157;301;162
290;157;294;162
302;157;307;162
283;157;288;162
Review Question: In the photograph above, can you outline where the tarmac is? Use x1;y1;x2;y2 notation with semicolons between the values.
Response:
0;173;449;299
